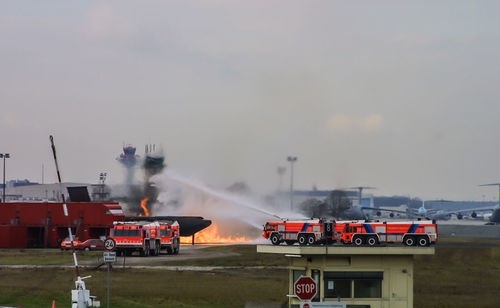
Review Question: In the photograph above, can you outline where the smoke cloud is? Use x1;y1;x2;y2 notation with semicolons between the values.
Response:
151;170;306;239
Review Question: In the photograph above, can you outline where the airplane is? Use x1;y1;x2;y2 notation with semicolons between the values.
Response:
429;184;500;223
361;199;450;219
363;198;500;224
433;183;500;224
415;199;454;217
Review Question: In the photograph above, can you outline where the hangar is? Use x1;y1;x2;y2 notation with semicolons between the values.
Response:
0;202;124;248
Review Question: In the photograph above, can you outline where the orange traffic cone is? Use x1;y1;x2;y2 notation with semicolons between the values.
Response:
51;300;56;308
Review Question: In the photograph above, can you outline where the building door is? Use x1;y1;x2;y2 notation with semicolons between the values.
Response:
27;227;44;248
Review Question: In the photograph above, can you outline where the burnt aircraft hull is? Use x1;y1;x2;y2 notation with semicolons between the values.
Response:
125;216;211;236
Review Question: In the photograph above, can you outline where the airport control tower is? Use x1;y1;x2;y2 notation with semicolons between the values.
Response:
117;144;139;186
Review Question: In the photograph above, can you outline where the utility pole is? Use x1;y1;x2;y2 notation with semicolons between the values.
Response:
287;156;297;211
1;153;10;203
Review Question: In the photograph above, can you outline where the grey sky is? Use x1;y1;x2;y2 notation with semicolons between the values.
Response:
1;1;499;201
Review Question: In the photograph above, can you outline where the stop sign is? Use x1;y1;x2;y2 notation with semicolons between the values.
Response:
294;276;317;301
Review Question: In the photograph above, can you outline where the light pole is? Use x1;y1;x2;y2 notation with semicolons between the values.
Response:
287;156;297;211
0;153;10;203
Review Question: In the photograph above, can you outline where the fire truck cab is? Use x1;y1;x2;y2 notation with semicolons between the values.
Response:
339;220;438;247
110;221;162;257
158;221;180;255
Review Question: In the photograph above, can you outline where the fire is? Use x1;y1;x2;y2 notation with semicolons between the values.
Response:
180;223;254;244
140;198;150;216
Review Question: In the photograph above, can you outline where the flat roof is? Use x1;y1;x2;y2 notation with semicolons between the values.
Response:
257;245;435;255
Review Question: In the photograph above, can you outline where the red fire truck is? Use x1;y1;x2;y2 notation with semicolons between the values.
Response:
263;219;339;245
110;220;179;256
338;220;438;246
158;221;180;255
263;219;438;247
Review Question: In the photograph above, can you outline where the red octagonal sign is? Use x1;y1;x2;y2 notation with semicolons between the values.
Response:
294;276;317;301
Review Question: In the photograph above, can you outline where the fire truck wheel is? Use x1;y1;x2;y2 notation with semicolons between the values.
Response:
367;236;378;246
307;235;315;245
404;236;416;246
298;234;307;246
173;239;180;254
417;236;429;247
153;243;160;256
84;247;90;252
285;241;295;246
142;242;150;257
166;246;173;254
270;233;281;245
353;236;364;246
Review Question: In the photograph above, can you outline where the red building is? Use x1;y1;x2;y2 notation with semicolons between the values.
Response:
0;202;124;248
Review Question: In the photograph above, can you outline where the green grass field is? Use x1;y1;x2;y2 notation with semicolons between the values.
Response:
0;249;102;265
0;268;288;308
414;242;500;307
0;239;499;307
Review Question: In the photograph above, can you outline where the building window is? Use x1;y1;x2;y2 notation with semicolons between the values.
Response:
324;271;383;299
324;278;351;299
354;279;382;298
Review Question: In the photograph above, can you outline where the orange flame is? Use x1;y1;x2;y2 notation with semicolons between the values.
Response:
180;223;253;244
140;198;150;216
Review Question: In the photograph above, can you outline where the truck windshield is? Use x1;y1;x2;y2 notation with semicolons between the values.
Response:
264;224;275;231
112;229;141;237
160;229;171;237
